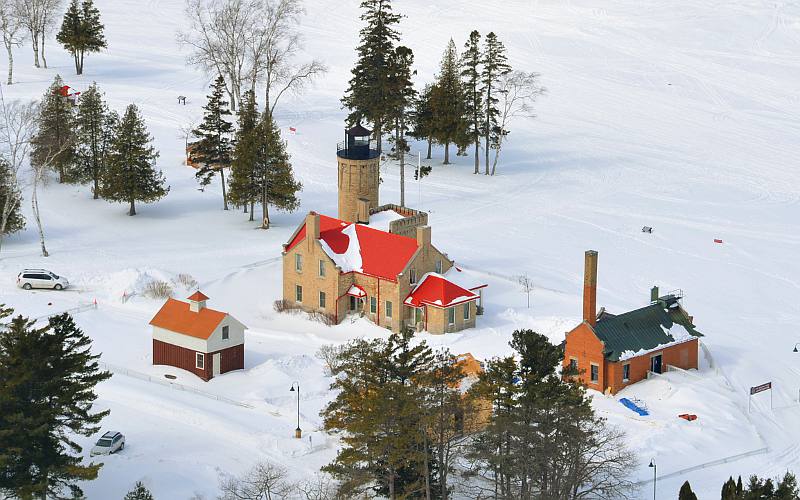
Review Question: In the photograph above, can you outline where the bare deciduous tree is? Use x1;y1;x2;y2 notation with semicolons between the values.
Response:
14;0;62;69
295;473;338;500
219;461;293;500
518;273;533;308
0;87;35;254
0;0;25;84
490;71;545;176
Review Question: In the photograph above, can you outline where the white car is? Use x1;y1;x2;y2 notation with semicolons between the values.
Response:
90;431;125;456
16;269;69;290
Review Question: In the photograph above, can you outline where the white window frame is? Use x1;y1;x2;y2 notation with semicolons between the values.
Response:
590;363;599;384
370;296;377;314
196;352;205;369
448;307;455;325
295;253;303;272
385;301;393;318
319;291;326;309
295;284;303;303
319;260;326;277
569;357;578;372
463;303;470;320
222;325;229;340
622;363;630;382
435;260;442;274
410;268;417;284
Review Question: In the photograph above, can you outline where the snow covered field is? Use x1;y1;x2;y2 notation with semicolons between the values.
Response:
2;0;800;498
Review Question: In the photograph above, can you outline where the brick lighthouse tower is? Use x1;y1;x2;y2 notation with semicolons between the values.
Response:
336;123;380;223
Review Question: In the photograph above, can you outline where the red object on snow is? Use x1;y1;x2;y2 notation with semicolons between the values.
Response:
678;413;698;421
289;126;297;133
714;239;723;244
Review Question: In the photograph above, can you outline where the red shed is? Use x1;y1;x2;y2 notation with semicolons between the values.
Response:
149;291;247;381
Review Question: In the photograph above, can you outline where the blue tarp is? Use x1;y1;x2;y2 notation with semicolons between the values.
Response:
619;397;649;416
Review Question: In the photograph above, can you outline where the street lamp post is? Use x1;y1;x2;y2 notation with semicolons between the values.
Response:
648;459;657;500
289;382;301;439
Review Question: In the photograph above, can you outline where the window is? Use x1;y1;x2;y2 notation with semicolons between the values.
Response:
222;325;229;340
448;307;455;325
650;354;663;374
319;260;326;277
196;352;205;369
295;253;303;272
590;363;599;383
319;291;326;308
295;285;303;303
463;303;470;320
410;268;417;284
385;301;393;318
370;296;377;314
569;358;578;372
435;260;443;274
415;308;423;323
622;363;630;382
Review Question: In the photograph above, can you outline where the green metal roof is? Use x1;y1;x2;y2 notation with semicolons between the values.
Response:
592;297;703;362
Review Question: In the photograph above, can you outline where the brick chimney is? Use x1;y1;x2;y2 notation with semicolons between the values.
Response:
306;212;320;250
583;250;598;326
416;226;431;255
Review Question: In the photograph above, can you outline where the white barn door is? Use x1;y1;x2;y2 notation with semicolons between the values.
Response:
213;353;221;376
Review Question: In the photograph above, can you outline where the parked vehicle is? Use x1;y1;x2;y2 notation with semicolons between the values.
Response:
90;431;125;456
16;269;69;290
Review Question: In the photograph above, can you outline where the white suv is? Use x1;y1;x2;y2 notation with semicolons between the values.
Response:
17;269;69;290
90;431;125;456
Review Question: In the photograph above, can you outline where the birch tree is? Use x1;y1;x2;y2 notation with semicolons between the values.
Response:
14;0;62;69
490;71;545;176
0;88;35;254
0;0;25;84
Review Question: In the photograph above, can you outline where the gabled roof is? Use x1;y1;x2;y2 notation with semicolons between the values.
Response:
285;214;420;281
404;273;479;308
592;299;703;362
187;291;209;301
149;297;227;340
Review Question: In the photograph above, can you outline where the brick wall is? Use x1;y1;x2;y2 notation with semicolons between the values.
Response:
606;338;699;394
563;322;607;392
338;156;380;223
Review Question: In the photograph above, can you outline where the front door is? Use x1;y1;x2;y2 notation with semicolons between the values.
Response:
650;354;663;374
213;353;221;377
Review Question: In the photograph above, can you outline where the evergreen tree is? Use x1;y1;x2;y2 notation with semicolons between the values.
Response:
228;90;261;221
342;0;402;154
480;32;511;175
30;75;78;184
722;476;739;500
123;480;155;500
253;115;301;229
461;30;483;174
101;104;168;216
0;159;24;236
679;480;698;500
56;0;106;75
430;39;469;165
0;313;112;499
192;75;233;210
75;82;116;198
410;83;436;160
385;45;415;207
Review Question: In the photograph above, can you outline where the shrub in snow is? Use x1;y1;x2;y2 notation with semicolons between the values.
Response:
309;310;336;326
143;280;173;299
173;273;198;290
124;481;155;500
273;299;300;313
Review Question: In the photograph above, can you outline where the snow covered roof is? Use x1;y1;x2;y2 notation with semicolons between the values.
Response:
347;284;366;297
444;266;487;291
593;302;703;362
285;214;419;281
404;273;479;309
366;209;405;233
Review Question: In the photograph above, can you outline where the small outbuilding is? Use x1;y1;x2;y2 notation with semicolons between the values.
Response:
149;291;246;381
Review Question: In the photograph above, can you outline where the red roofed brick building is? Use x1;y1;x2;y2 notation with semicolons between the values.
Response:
281;125;486;334
149;292;247;381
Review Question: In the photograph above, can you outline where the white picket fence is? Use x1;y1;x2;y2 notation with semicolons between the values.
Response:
635;446;770;486
1;302;98;326
99;362;255;409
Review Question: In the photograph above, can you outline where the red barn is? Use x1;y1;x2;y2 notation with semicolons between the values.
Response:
149;291;246;381
563;251;703;394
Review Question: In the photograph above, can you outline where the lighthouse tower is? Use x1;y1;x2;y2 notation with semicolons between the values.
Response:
336;123;380;223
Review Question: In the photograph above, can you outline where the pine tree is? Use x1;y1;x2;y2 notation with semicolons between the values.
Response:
30;75;78;184
228;90;261;221
192;75;233;210
0;158;24;236
56;0;106;75
480;32;511;175
254;115;301;229
722;476;740;500
0;313;112;499
679;480;698;500
342;0;402;154
75;83;115;198
410;84;436;160
461;30;483;174
101;104;168;216
124;481;155;500
430;39;469;165
385;45;415;207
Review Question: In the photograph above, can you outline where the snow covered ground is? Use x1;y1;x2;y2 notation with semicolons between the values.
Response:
2;0;800;498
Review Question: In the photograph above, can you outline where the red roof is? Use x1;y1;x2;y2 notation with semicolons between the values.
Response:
149;298;227;340
285;214;419;281
404;273;479;309
187;291;209;301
